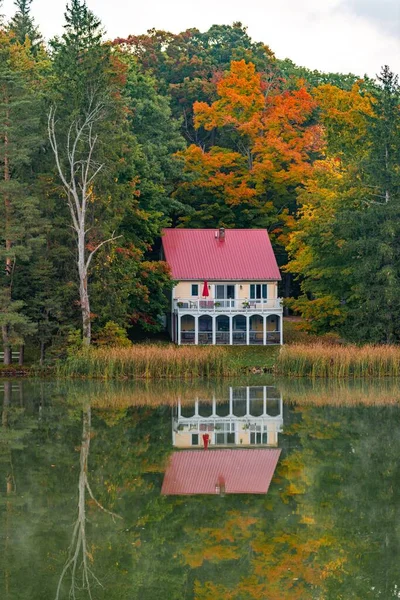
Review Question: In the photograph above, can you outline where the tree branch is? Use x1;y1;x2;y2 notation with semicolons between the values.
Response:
85;233;122;271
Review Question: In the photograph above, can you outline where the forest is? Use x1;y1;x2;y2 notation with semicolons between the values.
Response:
1;0;399;365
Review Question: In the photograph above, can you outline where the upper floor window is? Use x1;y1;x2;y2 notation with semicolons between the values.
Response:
191;284;199;296
250;284;268;300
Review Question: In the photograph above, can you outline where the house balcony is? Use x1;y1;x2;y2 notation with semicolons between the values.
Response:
173;298;283;313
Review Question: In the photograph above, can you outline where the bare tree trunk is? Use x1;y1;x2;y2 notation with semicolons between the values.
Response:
39;341;45;366
78;239;91;345
3;109;13;367
2;328;11;366
18;345;24;366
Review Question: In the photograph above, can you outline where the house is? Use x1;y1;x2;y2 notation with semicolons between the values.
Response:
161;227;283;345
172;385;283;448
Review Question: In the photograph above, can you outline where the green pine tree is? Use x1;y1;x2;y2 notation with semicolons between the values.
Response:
8;0;42;51
0;31;43;363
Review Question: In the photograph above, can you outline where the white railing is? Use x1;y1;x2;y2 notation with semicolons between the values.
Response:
174;298;283;312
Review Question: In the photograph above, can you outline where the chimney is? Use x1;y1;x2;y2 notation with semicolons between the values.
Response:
219;227;225;241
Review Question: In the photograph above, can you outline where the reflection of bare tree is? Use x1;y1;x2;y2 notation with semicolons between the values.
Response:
55;406;122;600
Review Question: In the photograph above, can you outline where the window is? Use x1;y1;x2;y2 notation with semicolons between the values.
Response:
250;284;268;300
250;431;268;444
191;434;199;446
191;284;199;296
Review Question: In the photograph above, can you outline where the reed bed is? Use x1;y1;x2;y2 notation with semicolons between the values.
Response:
276;343;400;378
58;344;235;380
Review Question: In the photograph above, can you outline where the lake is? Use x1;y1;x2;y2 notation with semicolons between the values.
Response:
1;377;400;599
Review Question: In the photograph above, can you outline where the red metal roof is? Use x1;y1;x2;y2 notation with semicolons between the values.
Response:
162;229;281;281
161;449;281;495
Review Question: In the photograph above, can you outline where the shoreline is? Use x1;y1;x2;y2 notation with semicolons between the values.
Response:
4;341;400;380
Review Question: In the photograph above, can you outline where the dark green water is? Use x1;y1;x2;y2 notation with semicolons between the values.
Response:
1;378;400;599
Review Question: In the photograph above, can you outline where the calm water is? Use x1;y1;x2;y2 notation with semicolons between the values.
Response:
1;378;400;599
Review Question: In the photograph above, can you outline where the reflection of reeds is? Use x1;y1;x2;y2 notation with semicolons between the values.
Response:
277;377;400;406
275;344;400;378
59;377;276;408
58;346;234;380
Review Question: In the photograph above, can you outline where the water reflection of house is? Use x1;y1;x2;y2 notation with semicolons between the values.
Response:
172;386;283;448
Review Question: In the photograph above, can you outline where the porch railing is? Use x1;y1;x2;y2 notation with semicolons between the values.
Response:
180;330;281;345
174;298;282;312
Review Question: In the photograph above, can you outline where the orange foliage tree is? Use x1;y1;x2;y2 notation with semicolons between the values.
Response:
175;60;323;246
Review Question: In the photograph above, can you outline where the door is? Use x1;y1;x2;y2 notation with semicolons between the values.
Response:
215;285;235;308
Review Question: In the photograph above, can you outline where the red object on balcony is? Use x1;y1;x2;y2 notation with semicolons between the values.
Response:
202;433;210;449
162;228;281;281
202;281;209;297
161;449;281;495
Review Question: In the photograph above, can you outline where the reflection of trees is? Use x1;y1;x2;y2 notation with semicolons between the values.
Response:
1;381;36;600
55;406;122;600
180;404;400;599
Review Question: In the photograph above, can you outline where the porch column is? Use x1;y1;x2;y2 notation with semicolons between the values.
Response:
194;399;199;417
263;315;267;346
263;386;267;416
229;387;233;416
195;315;199;345
212;394;217;417
246;387;250;416
229;315;233;345
280;317;283;345
246;315;250;345
212;315;216;345
177;315;181;345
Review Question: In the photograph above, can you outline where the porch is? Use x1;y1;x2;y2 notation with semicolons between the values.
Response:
175;313;282;345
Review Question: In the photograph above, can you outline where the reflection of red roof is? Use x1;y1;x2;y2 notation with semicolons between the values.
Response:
161;449;281;495
162;229;281;281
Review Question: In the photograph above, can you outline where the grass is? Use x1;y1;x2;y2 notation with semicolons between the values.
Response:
57;344;280;380
59;344;235;380
275;343;400;378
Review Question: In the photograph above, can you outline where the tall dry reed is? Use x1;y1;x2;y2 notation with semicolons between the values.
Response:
275;343;400;378
58;344;235;380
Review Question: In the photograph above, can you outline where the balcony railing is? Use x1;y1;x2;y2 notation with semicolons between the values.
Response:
174;298;282;312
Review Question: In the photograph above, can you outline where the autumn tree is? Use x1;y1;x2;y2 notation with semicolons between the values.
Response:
175;59;322;277
114;23;275;146
287;67;400;341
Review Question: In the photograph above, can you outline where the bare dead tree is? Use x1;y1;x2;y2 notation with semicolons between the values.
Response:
48;99;121;345
55;406;122;600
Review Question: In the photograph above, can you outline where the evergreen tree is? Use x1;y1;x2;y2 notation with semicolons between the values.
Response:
339;66;400;342
8;0;42;51
0;31;43;363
